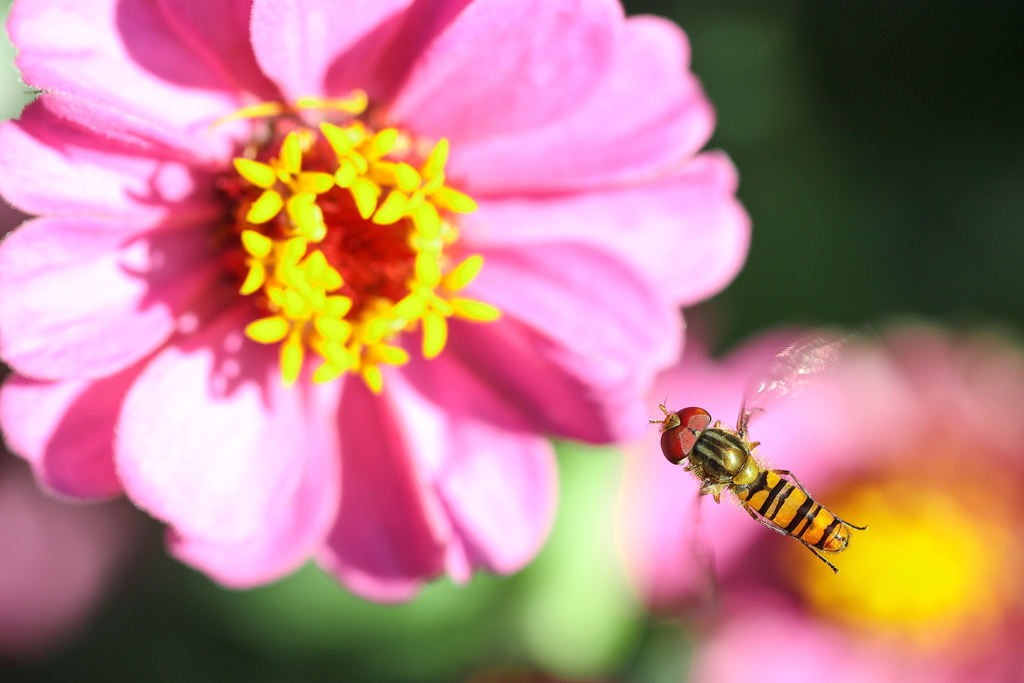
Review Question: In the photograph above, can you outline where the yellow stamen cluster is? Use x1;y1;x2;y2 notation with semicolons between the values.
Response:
794;474;1018;652
231;93;500;391
234;131;334;242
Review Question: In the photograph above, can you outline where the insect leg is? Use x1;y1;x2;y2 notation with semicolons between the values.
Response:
799;539;840;574
649;404;671;425
700;482;729;502
834;517;869;531
772;469;813;497
740;503;789;538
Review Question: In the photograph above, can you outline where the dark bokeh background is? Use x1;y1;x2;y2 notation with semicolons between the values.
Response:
638;0;1024;347
3;1;1024;681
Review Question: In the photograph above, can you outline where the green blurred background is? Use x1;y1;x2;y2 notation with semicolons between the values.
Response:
2;1;1023;681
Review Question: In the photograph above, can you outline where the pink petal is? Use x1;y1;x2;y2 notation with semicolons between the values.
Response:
250;0;413;102
690;596;904;683
0;100;221;221
465;152;750;307
456;242;681;442
168;379;342;588
395;353;559;574
441;318;609;443
115;307;339;585
155;0;280;101
9;0;250;157
864;328;1024;474
28;92;241;166
386;0;620;142
443;532;472;584
318;376;449;603
0;216;219;381
0;367;149;499
450;15;714;195
334;0;474;106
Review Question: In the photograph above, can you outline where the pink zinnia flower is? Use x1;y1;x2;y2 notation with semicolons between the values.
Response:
0;0;748;602
619;328;1024;681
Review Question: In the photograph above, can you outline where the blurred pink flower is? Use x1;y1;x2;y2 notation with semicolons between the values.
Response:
0;0;748;601
0;451;141;659
619;327;1024;682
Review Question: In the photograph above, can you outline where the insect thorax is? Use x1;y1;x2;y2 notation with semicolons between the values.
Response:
690;428;750;483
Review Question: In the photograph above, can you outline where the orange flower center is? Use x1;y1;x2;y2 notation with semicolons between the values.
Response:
215;92;499;391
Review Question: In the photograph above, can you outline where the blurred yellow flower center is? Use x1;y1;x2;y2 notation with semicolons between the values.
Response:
795;475;1015;651
217;92;499;391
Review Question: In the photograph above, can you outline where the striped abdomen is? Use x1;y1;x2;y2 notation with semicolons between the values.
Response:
735;470;850;552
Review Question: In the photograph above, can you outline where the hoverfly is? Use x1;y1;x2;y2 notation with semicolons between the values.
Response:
652;336;867;573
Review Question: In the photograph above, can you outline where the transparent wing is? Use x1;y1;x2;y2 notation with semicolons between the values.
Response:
736;333;848;435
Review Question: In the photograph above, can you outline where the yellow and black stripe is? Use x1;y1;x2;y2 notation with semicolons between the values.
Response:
735;470;850;553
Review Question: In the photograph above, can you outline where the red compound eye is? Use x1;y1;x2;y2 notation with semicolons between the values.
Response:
659;407;712;464
681;407;712;432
